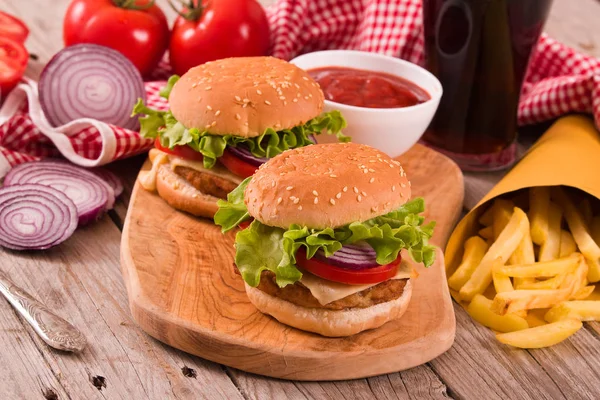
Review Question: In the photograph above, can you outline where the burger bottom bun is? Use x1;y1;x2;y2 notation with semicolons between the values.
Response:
244;280;412;337
156;165;220;218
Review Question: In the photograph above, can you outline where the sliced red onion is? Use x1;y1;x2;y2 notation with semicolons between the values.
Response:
4;160;115;226
38;43;145;130
312;243;380;270
0;184;77;250
89;168;123;198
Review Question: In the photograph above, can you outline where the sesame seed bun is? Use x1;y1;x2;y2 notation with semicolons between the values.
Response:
244;279;412;337
169;57;325;138
244;143;412;229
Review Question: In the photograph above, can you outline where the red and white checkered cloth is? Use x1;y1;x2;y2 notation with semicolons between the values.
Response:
1;0;599;177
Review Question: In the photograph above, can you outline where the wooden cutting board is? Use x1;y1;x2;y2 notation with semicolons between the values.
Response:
120;144;464;381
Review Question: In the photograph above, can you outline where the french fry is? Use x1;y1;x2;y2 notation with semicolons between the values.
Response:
448;236;489;291
460;208;529;302
580;198;593;227
538;202;562;262
552;187;600;282
494;253;582;278
510;229;536;287
492;199;515;240
467;294;528;333
478;206;494;227
478;226;494;240
573;285;595;300
560;258;588;297
496;319;582;348
492;258;514;294
516;274;566;290
559;230;577;257
545;301;600;323
529;187;551;245
491;289;571;315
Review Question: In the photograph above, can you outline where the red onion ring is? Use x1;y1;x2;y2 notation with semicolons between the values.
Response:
0;184;78;250
312;243;380;270
227;135;318;166
4;161;115;226
90;168;124;198
38;44;145;130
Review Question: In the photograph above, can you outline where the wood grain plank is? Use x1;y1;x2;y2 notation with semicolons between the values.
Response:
0;218;243;400
0;299;69;400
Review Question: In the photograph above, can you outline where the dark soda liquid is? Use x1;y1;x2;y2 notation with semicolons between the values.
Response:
422;0;553;170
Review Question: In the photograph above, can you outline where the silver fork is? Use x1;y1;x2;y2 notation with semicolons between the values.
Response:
0;270;86;352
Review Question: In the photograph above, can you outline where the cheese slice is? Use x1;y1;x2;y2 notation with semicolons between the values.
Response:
299;260;417;306
138;149;244;191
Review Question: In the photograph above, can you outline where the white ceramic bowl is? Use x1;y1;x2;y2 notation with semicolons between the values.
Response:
290;50;442;157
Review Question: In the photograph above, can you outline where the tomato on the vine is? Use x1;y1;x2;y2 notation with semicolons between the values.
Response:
169;0;270;75
295;249;401;285
63;0;170;77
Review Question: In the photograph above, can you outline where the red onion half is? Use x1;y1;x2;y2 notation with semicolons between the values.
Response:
312;243;380;270
90;168;123;198
4;161;115;226
38;44;145;130
0;184;78;250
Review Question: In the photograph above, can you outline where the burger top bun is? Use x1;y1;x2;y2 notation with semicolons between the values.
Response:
245;143;412;229
169;57;325;138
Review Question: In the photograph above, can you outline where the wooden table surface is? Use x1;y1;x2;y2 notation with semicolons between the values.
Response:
2;1;600;399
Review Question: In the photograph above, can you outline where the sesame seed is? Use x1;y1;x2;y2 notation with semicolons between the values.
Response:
389;164;394;168
243;98;249;103
312;190;318;196
235;113;241;120
293;98;298;103
400;183;406;188
257;89;262;95
205;86;212;90
304;96;309;100
205;124;211;129
244;122;249;126
303;77;309;81
363;169;369;174
173;182;179;189
289;196;297;201
392;185;396;192
294;83;300;88
330;198;336;205
191;83;197;88
336;192;342;199
280;96;285;100
409;181;412;187
357;195;362;202
271;181;275;188
235;95;242;101
314;197;319;204
211;121;217;127
215;110;221;116
298;205;303;211
192;193;198;198
369;169;375;172
369;177;375;183
206;105;213;111
343;186;348;192
277;197;282;204
286;186;294;190
371;206;378;212
369;159;377;163
362;191;367;197
293;198;300;204
265;100;271;105
353;187;359;193
330;174;337;178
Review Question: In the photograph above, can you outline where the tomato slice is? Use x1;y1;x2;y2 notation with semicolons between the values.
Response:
154;138;205;162
219;149;259;178
0;38;27;96
0;12;29;44
238;220;252;230
295;248;400;285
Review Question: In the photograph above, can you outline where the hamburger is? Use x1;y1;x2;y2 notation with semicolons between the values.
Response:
215;142;436;337
132;56;347;218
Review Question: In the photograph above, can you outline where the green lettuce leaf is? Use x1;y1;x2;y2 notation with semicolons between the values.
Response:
215;187;437;288
131;79;349;169
214;177;252;232
235;221;303;287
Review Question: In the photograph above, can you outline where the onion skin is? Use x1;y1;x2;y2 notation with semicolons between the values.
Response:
0;184;78;250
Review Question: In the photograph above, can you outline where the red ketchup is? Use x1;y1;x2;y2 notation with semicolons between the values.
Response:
308;66;430;109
